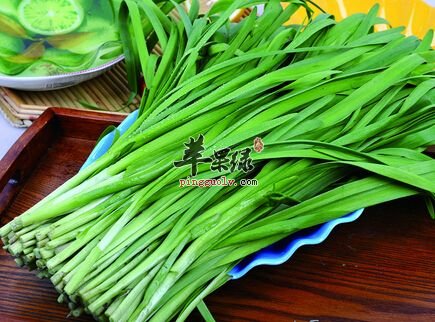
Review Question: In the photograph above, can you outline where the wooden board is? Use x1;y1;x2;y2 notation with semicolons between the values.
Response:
0;108;434;321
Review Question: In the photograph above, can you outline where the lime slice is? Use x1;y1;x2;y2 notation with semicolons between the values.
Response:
18;0;84;36
0;1;19;17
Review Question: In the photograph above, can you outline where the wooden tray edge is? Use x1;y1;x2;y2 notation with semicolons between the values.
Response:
0;108;125;215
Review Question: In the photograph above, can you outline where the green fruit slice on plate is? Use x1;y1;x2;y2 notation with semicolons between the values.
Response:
18;0;84;36
0;1;19;17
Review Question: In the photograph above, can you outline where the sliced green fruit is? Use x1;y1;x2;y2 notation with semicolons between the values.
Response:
0;0;19;17
18;0;84;36
47;17;119;54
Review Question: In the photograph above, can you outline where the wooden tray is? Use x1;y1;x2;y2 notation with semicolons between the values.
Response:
0;108;434;321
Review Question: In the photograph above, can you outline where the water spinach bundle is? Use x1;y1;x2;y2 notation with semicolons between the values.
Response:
1;0;434;321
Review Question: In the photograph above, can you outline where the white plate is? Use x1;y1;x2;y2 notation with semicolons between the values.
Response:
0;55;124;91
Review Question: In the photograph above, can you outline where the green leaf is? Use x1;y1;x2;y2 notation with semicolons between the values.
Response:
267;192;301;206
0;32;24;55
424;196;435;220
118;0;140;100
136;0;169;51
0;12;28;38
170;0;192;35
95;125;120;146
348;4;380;42
197;300;215;322
319;53;426;126
78;100;105;111
47;29;119;55
399;79;435;114
4;41;44;64
416;29;434;53
188;0;200;21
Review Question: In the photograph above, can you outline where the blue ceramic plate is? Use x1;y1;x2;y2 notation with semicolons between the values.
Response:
82;110;364;279
229;208;363;279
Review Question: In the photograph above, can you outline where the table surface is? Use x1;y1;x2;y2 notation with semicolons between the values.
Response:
0;115;25;160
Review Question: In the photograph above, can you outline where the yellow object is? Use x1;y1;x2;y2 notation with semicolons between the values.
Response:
284;0;435;45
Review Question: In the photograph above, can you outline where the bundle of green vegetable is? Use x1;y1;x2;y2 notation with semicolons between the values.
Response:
1;0;434;320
